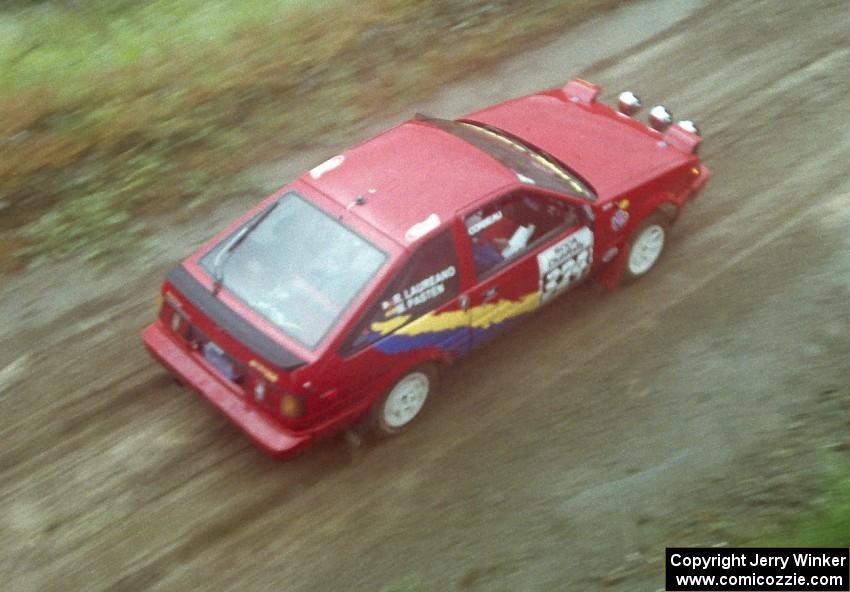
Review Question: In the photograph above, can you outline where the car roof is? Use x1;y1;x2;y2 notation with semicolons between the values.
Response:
301;119;517;246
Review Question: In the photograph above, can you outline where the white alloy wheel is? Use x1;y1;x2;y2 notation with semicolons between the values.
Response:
627;223;666;276
379;371;432;433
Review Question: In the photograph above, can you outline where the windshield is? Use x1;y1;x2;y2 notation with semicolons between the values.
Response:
200;192;386;349
420;116;596;200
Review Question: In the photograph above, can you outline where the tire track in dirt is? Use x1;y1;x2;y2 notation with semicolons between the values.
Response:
93;16;850;591
3;0;850;591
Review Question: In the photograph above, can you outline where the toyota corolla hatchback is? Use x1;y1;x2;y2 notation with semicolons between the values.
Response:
143;79;710;458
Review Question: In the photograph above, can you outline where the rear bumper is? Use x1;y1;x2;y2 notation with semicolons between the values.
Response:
142;321;311;459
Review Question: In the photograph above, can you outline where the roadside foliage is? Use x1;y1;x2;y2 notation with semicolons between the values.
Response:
0;0;618;269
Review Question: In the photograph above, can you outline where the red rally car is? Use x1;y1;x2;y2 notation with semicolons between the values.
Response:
142;79;710;458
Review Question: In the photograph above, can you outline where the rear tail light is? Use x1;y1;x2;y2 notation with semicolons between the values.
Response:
166;309;191;340
158;300;171;322
157;291;194;342
280;394;304;419
156;289;304;418
245;375;298;417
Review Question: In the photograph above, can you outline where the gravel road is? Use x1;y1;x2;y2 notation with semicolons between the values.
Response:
1;0;849;590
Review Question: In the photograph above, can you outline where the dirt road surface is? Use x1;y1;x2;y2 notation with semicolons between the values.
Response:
2;0;849;590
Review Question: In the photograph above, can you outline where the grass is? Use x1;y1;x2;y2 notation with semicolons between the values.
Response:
0;0;620;270
751;473;850;547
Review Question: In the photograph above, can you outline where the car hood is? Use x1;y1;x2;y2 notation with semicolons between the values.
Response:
464;90;692;200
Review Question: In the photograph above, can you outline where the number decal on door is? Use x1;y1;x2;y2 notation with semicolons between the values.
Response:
537;227;593;302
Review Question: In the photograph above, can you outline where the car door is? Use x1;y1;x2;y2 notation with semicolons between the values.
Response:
459;189;593;349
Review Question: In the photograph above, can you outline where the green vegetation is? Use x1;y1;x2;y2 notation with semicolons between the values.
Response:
751;472;850;547
0;0;618;269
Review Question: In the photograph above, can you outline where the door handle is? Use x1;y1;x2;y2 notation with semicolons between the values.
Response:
482;287;499;302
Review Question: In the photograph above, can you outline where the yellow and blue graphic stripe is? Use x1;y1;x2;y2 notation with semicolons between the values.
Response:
367;292;540;355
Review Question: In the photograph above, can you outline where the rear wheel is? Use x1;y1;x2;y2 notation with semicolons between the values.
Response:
372;365;437;437
624;214;668;281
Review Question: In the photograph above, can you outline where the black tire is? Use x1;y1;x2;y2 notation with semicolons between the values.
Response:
622;213;669;282
371;364;438;437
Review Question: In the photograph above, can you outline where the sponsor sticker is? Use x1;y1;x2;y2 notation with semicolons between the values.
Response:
467;210;503;235
537;227;593;302
611;209;629;231
405;213;441;242
249;359;279;383
309;155;344;179
383;265;457;317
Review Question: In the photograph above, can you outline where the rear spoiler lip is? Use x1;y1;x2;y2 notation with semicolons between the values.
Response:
165;265;307;370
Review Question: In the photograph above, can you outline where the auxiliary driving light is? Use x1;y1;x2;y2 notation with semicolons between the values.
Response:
648;105;673;132
617;91;642;116
677;119;700;135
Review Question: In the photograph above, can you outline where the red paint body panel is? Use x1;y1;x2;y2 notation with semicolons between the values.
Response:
302;120;517;245
465;89;693;200
142;79;711;459
143;322;310;457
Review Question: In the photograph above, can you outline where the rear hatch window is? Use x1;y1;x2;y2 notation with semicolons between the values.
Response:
200;191;387;349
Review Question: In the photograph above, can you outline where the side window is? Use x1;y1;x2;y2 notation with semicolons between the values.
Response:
341;229;460;354
464;191;578;278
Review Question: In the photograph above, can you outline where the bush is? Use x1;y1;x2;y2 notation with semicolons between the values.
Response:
0;0;619;268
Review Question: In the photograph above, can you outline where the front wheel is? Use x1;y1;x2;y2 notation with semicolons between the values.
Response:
372;365;437;437
623;214;668;281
